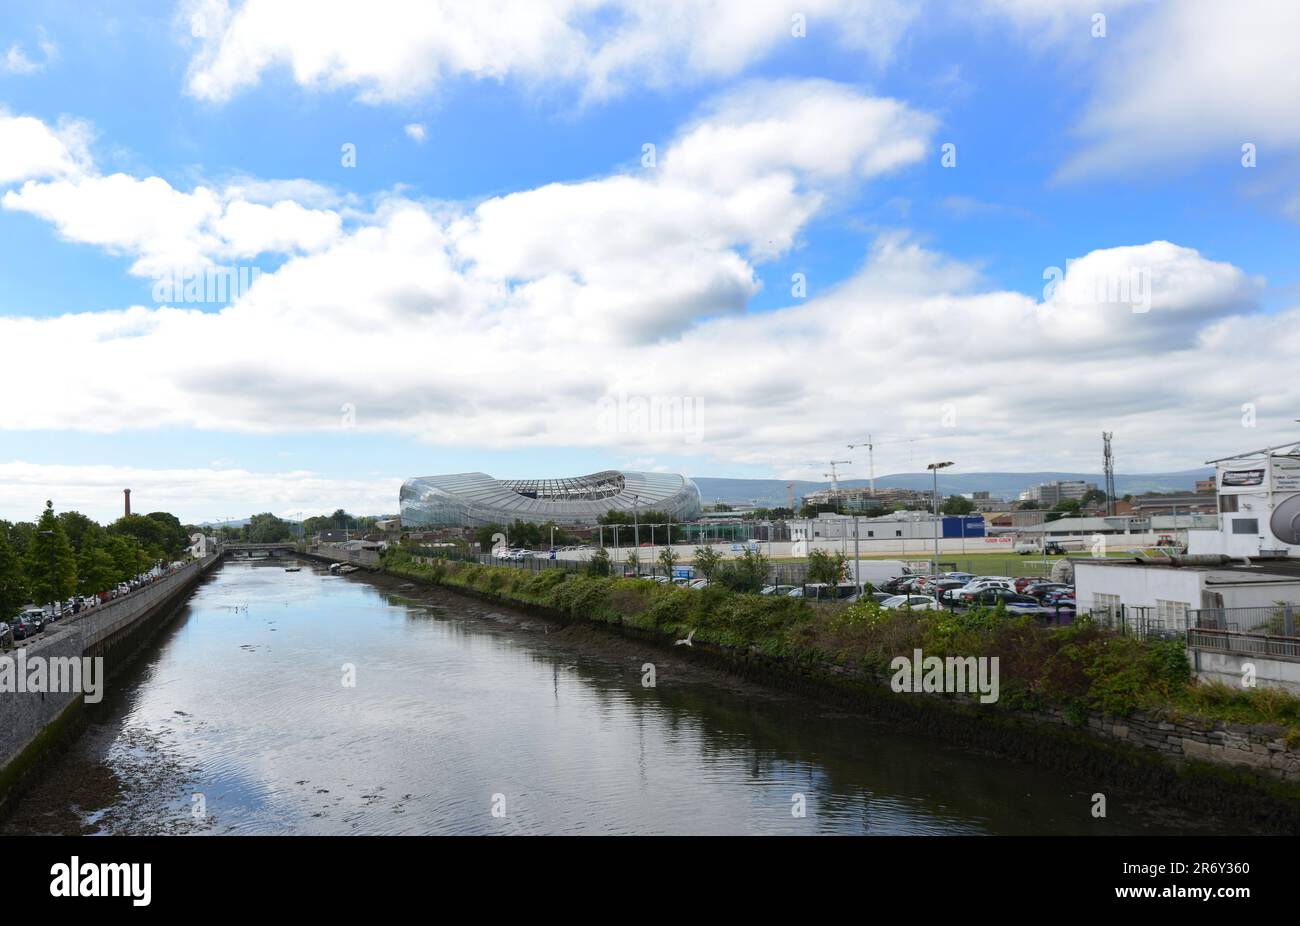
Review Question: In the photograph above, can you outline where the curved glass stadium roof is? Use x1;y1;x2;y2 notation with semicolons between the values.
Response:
400;470;702;527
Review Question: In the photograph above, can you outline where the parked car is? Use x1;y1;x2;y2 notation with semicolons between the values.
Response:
881;595;940;612
954;579;1014;602
760;584;796;596
969;589;1045;613
1024;582;1072;600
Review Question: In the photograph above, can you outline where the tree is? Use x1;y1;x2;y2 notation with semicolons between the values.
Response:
693;547;722;581
104;534;139;581
657;546;679;577
715;548;769;593
0;530;26;619
144;511;188;558
245;512;294;544
585;546;612;577
807;549;846;586
1080;488;1108;507
474;524;506;553
26;501;78;607
57;510;100;552
77;540;120;597
941;495;976;515
625;549;640;576
1015;499;1040;510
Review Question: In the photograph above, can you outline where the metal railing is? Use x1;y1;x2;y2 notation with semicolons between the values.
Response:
1189;604;1297;636
1087;605;1189;640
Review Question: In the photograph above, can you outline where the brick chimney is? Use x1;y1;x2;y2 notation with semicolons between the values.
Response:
124;488;132;518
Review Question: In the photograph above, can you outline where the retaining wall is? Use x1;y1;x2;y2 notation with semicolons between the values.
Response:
0;553;220;814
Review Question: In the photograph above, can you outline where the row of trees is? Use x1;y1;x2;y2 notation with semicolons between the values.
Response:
0;502;194;619
581;544;774;594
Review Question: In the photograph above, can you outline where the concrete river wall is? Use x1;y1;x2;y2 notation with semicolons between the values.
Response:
0;553;221;814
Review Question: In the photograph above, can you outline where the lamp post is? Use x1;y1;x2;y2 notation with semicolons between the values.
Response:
632;495;640;576
39;530;56;617
927;462;954;587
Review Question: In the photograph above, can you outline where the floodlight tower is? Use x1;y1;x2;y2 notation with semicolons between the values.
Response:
1103;432;1116;516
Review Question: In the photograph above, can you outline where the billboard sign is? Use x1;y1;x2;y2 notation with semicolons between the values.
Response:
1219;468;1266;492
1271;456;1300;493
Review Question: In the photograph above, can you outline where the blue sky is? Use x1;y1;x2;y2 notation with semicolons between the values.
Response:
1;1;1299;522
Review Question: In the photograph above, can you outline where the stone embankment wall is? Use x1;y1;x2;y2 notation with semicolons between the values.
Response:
0;554;220;813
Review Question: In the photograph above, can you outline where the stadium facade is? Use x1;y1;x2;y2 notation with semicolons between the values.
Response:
400;470;703;528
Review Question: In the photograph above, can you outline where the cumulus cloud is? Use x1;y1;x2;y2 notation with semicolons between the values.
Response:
1;77;1293;479
1051;0;1300;178
181;0;920;103
2;167;344;277
0;112;90;184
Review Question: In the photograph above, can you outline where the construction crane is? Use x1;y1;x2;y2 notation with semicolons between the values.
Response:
812;460;852;506
847;434;935;496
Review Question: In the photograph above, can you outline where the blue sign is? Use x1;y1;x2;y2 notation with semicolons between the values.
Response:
548;548;557;560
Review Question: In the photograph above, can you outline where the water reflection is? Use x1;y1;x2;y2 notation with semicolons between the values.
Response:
3;559;1229;835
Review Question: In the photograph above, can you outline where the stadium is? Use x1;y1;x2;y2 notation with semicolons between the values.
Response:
400;470;703;528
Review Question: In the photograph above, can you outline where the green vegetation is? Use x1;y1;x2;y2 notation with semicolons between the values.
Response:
0;500;198;619
382;547;1300;738
941;495;976;515
806;548;847;586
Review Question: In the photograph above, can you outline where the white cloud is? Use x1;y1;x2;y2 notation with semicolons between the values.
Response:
2;168;344;278
404;123;427;143
0;113;90;184
2;31;56;75
0;461;401;524
1047;0;1300;178
181;0;920;103
1;79;1292;477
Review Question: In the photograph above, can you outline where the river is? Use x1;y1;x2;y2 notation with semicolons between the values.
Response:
1;557;1233;835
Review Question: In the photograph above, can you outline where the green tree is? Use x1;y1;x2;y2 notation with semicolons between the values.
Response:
57;510;101;552
715;548;769;593
585;546;612;577
1080;488;1108;507
941;495;976;515
657;546;679;577
77;540;120;596
807;548;846;586
0;530;26;619
144;511;188;558
474;523;506;553
104;534;140;580
26;501;78;607
625;549;640;576
693;546;722;581
245;512;294;543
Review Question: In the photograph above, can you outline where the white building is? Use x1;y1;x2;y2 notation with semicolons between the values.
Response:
1072;441;1300;691
1186;444;1300;558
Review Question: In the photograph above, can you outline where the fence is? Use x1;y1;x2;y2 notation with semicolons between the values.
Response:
1087;605;1189;641
1088;602;1300;659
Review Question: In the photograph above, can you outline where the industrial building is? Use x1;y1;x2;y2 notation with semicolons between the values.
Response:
1072;442;1300;691
399;470;702;528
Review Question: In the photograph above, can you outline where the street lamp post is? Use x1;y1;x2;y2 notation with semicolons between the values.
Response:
632;495;640;576
927;461;954;587
39;530;56;617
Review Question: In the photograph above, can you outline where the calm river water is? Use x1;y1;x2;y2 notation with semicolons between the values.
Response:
2;558;1232;835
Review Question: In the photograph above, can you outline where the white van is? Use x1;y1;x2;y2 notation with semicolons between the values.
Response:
845;560;912;588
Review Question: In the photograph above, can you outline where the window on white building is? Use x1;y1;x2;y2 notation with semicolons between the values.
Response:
1230;518;1258;534
1156;599;1189;626
1093;592;1121;617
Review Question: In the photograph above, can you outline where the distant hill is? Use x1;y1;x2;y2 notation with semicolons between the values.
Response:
692;470;1213;507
